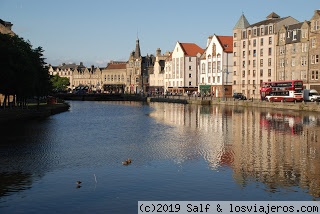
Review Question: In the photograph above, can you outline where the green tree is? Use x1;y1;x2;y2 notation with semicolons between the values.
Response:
0;33;51;107
50;75;70;92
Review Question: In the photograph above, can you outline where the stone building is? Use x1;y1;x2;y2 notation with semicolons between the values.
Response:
0;19;14;36
277;22;307;83
101;61;127;93
308;10;320;91
199;34;233;98
149;48;171;94
233;12;299;99
126;38;155;94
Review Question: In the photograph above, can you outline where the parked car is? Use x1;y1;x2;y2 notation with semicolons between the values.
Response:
233;93;247;100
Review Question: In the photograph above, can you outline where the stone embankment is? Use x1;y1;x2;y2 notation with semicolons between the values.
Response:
148;97;320;112
0;103;70;124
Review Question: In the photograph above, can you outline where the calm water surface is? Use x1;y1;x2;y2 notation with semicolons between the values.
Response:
0;101;320;213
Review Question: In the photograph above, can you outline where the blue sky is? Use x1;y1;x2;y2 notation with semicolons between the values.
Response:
0;0;318;67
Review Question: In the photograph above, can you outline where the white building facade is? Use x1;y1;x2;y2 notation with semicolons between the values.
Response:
199;35;233;97
165;42;203;94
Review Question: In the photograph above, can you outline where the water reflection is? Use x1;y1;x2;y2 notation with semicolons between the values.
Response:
149;103;320;198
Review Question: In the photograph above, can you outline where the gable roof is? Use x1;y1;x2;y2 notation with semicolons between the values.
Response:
179;43;204;56
216;36;233;53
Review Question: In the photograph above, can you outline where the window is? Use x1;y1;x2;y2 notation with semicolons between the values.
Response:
311;38;316;48
253;29;257;36
301;57;307;66
269;37;272;44
217;61;221;70
248;80;250;85
311;55;319;64
201;63;205;74
268;69;271;77
234;33;237;38
234;42;237;47
104;75;107;81
234;80;236;85
302;29;307;38
292;58;295;67
268;58;271;66
293;30;297;40
260;49;263;56
234;61;236;66
260;69;263;77
233;71;237;76
189;73;192;78
243;41;246;48
301;70;307;80
189;65;192;70
260;59;263;66
260;38;263;45
242;80;245;87
253;60;256;67
280;46;285;55
242;61;245;68
311;70;319;80
136;77;139;83
280;59;285;67
292;44;296;54
269;26;273;34
253;80;256;86
242;70;245;77
208;77;211;83
234;52;237;56
253;70;256;77
253;39;256;47
253;50;256;57
189;81;192;86
302;43;308;52
243;51;246;58
261;27;264;36
268;48;272;56
189;57;192;62
313;20;319;31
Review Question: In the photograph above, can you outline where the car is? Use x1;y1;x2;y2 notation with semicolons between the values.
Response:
233;93;247;100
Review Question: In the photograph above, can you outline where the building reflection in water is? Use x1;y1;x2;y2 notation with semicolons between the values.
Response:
149;103;320;198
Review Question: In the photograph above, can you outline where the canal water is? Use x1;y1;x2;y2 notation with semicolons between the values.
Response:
0;101;319;213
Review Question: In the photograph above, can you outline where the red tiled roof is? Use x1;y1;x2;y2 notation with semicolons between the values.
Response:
106;63;127;69
179;43;204;56
216;36;233;53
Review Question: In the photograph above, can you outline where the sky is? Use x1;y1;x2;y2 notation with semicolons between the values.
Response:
0;0;318;67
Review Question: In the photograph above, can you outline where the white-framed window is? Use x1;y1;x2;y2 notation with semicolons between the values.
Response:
301;70;307;80
311;70;319;80
311;38;316;48
311;55;319;64
302;43;308;52
301;57;307;66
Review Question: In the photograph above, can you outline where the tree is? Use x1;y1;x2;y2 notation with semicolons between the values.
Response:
0;33;51;107
50;75;70;92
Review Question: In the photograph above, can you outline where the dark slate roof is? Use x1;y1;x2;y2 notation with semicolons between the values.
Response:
249;16;289;28
287;22;303;30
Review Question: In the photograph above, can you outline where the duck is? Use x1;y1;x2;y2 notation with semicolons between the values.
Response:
122;160;129;165
127;158;132;164
76;181;82;185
